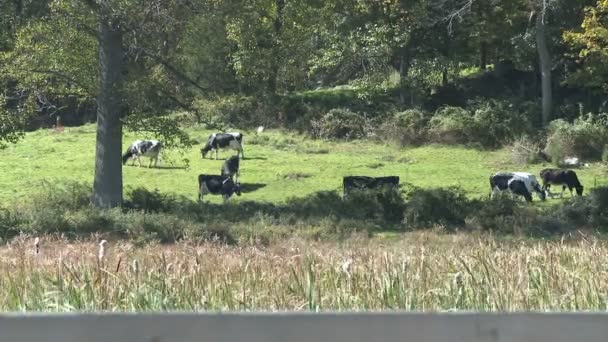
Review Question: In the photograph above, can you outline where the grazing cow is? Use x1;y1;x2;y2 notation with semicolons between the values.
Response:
539;168;584;198
343;176;399;198
489;172;546;202
201;132;244;160
198;174;241;203
221;155;240;183
122;140;162;168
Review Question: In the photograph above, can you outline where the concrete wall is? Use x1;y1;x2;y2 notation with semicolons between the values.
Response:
1;312;608;342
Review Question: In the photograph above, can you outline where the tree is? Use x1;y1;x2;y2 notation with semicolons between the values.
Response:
2;0;206;207
564;0;608;91
530;0;553;127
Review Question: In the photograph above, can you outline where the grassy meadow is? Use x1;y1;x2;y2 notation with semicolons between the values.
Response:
1;124;607;204
3;232;608;311
1;125;608;312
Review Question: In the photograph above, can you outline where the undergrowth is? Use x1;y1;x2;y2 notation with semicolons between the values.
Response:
2;182;608;245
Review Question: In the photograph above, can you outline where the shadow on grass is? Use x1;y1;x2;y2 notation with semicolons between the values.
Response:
240;183;267;193
241;156;267;160
154;165;188;170
5;181;606;244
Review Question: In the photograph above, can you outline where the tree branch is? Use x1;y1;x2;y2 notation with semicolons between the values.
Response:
444;0;473;34
155;88;225;131
13;68;94;96
136;47;210;93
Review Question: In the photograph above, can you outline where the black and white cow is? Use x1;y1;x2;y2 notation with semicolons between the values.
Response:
343;176;399;198
221;155;240;183
201;132;244;160
122;140;162;168
489;172;546;202
539;168;584;198
198;174;241;203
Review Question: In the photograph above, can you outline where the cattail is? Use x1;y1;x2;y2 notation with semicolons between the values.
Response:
33;237;40;255
98;240;108;265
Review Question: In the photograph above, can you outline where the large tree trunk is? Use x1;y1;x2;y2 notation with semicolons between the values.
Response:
535;11;552;127
398;52;411;104
268;0;285;95
92;19;124;208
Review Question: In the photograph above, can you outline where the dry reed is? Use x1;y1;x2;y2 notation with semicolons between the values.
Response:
1;232;607;311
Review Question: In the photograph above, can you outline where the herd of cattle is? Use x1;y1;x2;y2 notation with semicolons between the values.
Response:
121;132;585;203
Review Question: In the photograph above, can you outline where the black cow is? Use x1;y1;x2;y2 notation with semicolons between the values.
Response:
122;140;162;168
489;172;546;202
198;174;241;203
221;156;240;183
201;132;244;160
539;168;584;198
343;176;399;198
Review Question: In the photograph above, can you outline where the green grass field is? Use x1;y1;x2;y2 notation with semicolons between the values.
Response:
1;124;607;204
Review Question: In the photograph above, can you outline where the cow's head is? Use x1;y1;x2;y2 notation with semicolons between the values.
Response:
576;185;584;196
234;182;242;196
200;145;211;159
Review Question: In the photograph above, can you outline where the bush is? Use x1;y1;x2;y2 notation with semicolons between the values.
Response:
311;108;368;140
379;109;429;146
545;115;608;162
193;95;270;128
403;186;471;229
428;100;533;148
470;99;533;147
428;106;475;145
510;136;548;164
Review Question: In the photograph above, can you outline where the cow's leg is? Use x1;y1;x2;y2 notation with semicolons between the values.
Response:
544;184;553;198
222;194;230;203
561;185;566;198
215;149;218;160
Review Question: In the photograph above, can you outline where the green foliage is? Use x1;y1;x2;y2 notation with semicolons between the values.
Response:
193;95;263;128
0;94;27;148
428;106;476;145
403;186;471;229
563;0;608;90
429;100;533;148
311;108;368;140
379;109;429;146
545;115;608;162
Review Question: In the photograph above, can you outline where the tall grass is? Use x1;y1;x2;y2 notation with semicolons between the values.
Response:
2;232;608;311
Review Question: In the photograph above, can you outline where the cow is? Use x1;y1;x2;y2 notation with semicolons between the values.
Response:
539;168;584;198
198;174;241;203
343;176;399;198
122;140;162;168
221;155;240;183
489;172;546;202
201;132;244;160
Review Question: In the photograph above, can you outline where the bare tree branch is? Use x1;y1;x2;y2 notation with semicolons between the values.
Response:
444;0;473;34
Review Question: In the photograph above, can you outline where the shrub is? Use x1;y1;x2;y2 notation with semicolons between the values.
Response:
545;115;608;162
465;196;524;233
428;106;475;145
470;99;533;148
193;95;268;128
403;186;471;229
311;108;367;140
510;136;548;164
379;109;429;146
428;100;533;148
